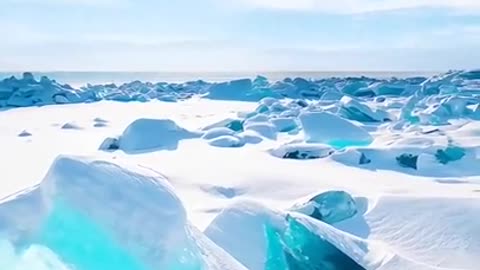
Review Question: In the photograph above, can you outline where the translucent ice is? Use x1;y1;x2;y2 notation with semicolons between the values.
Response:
0;156;246;270
290;191;357;224
264;215;365;270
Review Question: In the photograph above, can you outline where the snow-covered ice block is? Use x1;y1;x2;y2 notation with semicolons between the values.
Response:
290;191;358;224
98;137;120;151
0;156;246;270
202;127;235;140
201;118;243;132
206;79;254;101
244;123;277;140
270;117;298;133
264;215;365;270
208;135;245;148
206;201;385;270
339;96;392;122
299;112;373;148
244;113;270;125
118;118;200;153
238;130;263;144
205;201;284;270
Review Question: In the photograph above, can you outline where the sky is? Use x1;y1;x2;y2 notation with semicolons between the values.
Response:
1;0;480;71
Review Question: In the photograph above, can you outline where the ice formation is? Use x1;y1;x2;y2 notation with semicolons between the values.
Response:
208;135;245;148
205;201;388;270
0;156;246;270
114;118;200;153
202;127;235;140
290;191;358;224
0;70;478;124
2;70;480;270
299;112;373;148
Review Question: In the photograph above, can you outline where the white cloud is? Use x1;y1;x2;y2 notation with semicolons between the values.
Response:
234;0;480;13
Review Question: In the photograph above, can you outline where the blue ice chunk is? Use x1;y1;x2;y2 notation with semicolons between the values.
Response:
225;119;244;132
359;152;371;165
435;146;466;165
255;104;270;114
264;224;289;270
253;75;269;88
291;191;357;224
327;139;372;150
458;70;480;80
396;154;418;170
37;200;149;270
264;215;364;270
271;118;297;133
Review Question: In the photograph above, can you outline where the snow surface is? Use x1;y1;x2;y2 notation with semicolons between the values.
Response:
1;71;480;269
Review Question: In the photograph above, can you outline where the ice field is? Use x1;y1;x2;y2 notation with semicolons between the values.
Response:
0;71;480;269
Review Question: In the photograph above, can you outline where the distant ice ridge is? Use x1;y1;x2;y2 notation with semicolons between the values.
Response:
1;71;479;123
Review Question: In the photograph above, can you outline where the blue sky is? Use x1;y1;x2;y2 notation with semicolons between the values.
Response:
2;0;480;71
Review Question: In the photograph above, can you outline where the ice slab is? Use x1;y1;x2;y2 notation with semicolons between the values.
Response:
299;112;373;148
0;156;247;270
118;118;200;153
290;191;358;224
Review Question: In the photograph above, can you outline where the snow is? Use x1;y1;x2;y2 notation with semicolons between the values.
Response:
208;135;245;148
202;127;235;140
1;71;480;269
